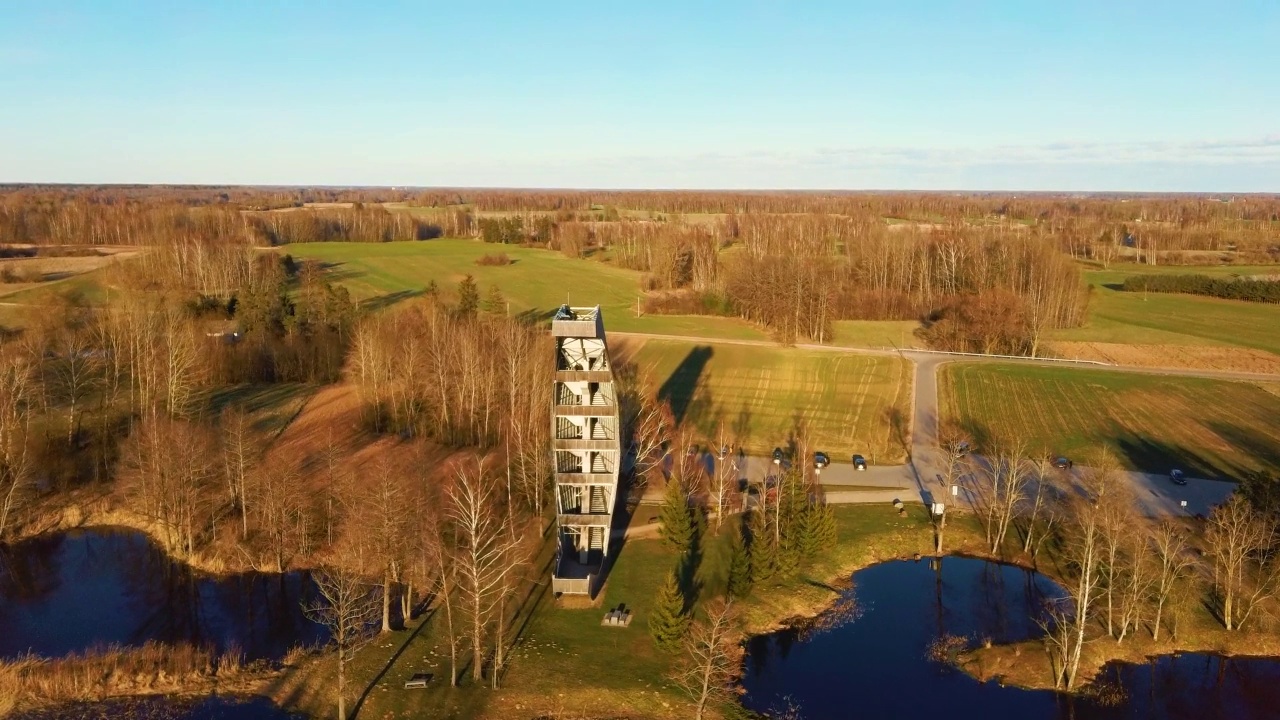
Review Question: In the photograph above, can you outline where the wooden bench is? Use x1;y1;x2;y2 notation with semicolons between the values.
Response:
404;673;432;689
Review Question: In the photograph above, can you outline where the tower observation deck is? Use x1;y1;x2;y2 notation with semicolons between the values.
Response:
550;305;620;596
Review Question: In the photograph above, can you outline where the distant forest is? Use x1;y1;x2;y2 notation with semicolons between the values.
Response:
4;186;1277;350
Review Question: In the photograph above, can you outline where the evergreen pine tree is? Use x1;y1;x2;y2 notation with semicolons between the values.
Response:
481;284;506;314
774;470;807;576
810;499;837;555
648;568;690;651
456;274;480;318
727;523;753;599
658;476;694;555
747;508;777;583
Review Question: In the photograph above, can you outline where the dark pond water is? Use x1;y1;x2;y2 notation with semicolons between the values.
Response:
740;556;1280;720
0;528;327;661
9;696;304;720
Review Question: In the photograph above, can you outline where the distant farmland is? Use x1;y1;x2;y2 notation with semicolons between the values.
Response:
285;239;768;341
941;362;1280;478
1051;264;1280;355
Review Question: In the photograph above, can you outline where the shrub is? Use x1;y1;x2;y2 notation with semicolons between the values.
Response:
474;252;512;267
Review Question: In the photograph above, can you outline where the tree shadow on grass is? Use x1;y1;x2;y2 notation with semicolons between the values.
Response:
515;306;556;327
1111;433;1230;480
204;383;311;421
311;260;364;284
361;289;424;313
657;345;713;425
1204;421;1280;478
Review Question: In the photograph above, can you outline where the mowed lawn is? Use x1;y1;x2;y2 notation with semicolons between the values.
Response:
941;362;1280;479
284;240;768;341
1052;264;1280;354
632;339;912;462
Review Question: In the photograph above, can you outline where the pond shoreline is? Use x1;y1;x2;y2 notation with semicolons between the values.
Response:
0;527;328;717
7;494;318;577
743;542;1280;700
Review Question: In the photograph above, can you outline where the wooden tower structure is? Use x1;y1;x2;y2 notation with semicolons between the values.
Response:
549;305;619;596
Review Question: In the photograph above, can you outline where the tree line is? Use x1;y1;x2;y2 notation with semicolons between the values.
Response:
1121;273;1280;303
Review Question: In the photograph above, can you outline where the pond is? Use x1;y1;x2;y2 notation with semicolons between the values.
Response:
740;556;1280;720
0;528;327;661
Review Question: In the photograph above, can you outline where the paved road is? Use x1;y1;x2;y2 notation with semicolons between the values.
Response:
625;332;1238;516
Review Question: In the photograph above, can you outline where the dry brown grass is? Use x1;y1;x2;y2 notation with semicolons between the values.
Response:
0;642;261;714
262;382;474;504
962;612;1280;692
1050;341;1280;375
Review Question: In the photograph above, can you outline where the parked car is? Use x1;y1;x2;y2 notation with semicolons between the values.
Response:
852;454;867;471
772;447;784;464
1053;456;1073;470
953;441;970;458
685;444;699;457
814;451;830;469
1170;469;1187;485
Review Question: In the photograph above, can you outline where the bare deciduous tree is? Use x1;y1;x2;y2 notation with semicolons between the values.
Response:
221;407;259;539
671;599;740;720
984;437;1030;554
446;459;526;684
1206;494;1279;631
1150;521;1197;642
123;419;219;557
1021;455;1058;555
709;421;737;531
304;562;380;720
0;352;33;538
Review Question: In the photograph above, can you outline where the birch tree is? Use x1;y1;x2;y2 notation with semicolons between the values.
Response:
304;562;380;720
0;352;32;538
1150;521;1197;642
1206;494;1279;631
446;459;525;683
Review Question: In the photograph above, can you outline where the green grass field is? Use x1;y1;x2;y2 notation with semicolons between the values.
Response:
285;240;769;341
1052;264;1280;354
941;362;1280;478
631;339;912;462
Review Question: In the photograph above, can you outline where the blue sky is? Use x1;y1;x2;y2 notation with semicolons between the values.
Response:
1;1;1277;190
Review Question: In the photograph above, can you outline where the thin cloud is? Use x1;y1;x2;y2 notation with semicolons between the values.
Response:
802;137;1280;166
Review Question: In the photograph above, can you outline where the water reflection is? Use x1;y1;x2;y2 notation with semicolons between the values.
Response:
1089;654;1280;720
740;556;1280;720
0;528;327;661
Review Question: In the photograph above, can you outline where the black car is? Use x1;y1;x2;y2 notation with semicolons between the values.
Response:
814;451;830;469
1053;457;1073;470
772;447;784;464
852;454;867;471
1170;469;1187;485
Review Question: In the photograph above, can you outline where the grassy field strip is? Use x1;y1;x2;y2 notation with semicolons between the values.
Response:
942;363;1280;478
633;339;911;462
1053;265;1280;355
